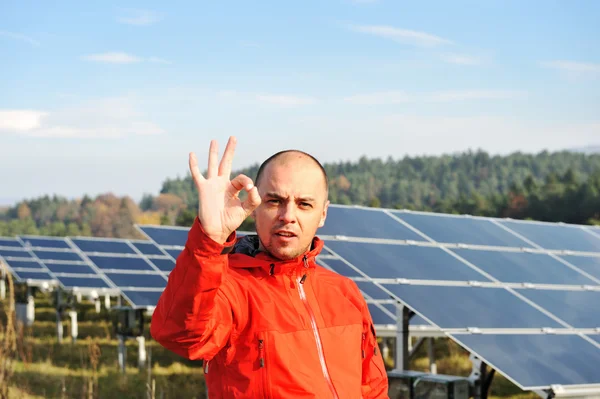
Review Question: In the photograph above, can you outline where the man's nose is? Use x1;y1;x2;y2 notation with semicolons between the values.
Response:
278;203;296;223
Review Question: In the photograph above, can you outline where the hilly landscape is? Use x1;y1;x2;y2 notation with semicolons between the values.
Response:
1;149;600;238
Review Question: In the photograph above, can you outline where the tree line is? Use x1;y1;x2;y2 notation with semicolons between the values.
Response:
1;149;599;239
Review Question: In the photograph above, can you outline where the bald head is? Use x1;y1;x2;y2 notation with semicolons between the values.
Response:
255;150;328;195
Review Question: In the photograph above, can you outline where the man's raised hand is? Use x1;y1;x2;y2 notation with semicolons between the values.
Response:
189;136;261;244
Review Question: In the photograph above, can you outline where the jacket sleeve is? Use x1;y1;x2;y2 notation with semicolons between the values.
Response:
150;217;237;361
360;297;389;398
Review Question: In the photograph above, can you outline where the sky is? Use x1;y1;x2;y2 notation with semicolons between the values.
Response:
1;0;599;205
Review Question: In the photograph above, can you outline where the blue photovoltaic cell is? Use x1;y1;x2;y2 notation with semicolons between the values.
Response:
20;237;70;249
453;249;597;285
165;249;183;260
380;284;562;329
368;304;395;325
139;226;188;246
45;263;97;275
58;276;110;288
71;239;136;254
356;281;393;300
0;238;22;247
391;212;533;248
516;289;600;328
0;249;32;258
122;290;163;307
557;255;600;281
132;242;164;256
325;241;490;281
88;256;155;271
317;206;427;241
13;271;53;281
5;259;44;269
451;334;600;389
33;250;83;262
320;258;362;278
499;220;600;253
149;258;175;272
104;273;166;288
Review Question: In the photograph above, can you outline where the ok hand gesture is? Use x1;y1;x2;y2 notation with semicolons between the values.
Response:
189;136;261;244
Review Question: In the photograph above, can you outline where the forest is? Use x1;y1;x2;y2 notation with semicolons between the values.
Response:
1;149;599;239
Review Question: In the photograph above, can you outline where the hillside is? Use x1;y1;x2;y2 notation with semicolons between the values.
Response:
1;149;600;238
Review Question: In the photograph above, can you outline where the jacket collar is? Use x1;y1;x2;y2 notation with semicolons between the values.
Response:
228;233;324;276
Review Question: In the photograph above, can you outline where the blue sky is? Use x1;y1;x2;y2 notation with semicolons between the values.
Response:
1;0;599;205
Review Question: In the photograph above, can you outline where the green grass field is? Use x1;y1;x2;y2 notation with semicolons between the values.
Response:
1;288;538;399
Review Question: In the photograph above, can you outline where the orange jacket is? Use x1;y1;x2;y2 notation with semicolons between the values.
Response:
150;218;389;398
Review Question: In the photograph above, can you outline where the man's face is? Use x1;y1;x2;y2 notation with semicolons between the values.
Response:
253;156;329;260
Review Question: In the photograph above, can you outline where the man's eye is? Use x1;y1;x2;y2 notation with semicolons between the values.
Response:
300;202;312;208
268;199;279;204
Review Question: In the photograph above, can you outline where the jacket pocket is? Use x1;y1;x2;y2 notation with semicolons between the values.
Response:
256;332;272;398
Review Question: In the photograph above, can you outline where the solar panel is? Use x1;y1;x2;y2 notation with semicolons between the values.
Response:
137;225;188;246
57;276;111;289
12;270;55;281
324;240;491;281
120;290;163;307
498;220;600;253
316;206;427;241
87;255;156;271
103;273;166;288
515;288;600;328
453;248;598;285
557;254;600;281
379;284;564;329
148;258;175;272
0;238;24;247
450;334;600;389
45;263;98;275
391;211;534;248
368;303;396;325
19;236;71;249
70;238;137;254
0;249;32;258
32;250;84;262
131;241;165;256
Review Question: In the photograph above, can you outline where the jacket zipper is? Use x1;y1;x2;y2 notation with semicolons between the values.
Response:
297;255;339;399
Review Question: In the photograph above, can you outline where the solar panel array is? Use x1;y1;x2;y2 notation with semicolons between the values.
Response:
3;204;600;391
0;234;177;309
315;205;600;391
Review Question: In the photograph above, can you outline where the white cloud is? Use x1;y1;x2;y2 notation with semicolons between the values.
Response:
343;89;523;104
541;60;600;74
0;110;48;131
0;30;40;46
440;53;483;65
116;9;161;26
82;52;171;64
350;25;452;47
0;97;164;138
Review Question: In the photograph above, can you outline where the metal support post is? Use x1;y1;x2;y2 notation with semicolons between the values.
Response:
118;334;127;374
69;310;78;343
137;336;147;370
56;289;63;343
428;337;437;374
468;354;494;399
105;294;111;310
0;278;5;300
395;304;411;370
26;287;35;326
95;298;101;313
76;292;82;303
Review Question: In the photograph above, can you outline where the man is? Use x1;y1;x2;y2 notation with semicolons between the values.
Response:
150;136;389;398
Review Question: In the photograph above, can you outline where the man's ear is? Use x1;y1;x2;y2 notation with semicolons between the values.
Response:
318;200;330;228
